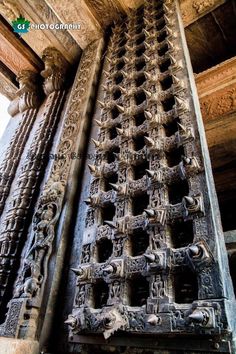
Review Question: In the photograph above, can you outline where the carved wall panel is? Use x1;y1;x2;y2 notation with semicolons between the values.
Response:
0;39;104;344
85;0;123;28
0;48;68;318
44;0;102;49
196;56;236;122
65;0;236;353
0;19;42;75
179;0;226;27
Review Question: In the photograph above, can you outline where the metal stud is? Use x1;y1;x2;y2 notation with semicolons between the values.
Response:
91;139;100;148
144;209;155;217
144;136;155;147
117;104;125;113
104;220;116;228
109;183;120;191
144;253;156;262
88;164;96;173
144;111;153;120
184;196;195;206
146;169;155;177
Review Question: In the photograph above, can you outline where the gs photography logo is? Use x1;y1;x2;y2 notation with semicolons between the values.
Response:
12;16;30;35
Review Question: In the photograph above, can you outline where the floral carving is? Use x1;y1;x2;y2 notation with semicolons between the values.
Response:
193;0;215;13
0;0;20;21
200;88;236;120
0;40;103;339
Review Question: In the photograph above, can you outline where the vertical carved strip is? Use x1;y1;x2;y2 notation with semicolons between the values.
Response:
0;48;69;312
0;39;104;340
0;70;41;215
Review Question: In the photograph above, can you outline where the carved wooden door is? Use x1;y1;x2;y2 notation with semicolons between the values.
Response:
67;0;236;352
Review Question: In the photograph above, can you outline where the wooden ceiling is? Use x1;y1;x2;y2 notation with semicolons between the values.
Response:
186;0;236;73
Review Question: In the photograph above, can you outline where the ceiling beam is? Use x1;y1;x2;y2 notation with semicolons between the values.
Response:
0;61;17;100
195;57;236;197
0;18;42;74
0;0;81;64
196;56;236;121
180;0;226;27
44;0;102;49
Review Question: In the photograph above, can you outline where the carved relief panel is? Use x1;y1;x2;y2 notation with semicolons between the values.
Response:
67;0;236;352
0;48;68;315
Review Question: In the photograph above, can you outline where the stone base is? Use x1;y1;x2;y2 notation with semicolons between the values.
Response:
0;338;39;354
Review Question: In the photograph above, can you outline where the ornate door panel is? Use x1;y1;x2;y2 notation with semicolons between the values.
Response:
67;0;236;352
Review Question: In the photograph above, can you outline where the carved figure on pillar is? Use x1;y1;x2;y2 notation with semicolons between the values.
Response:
14;181;64;298
0;47;68;314
17;70;41;112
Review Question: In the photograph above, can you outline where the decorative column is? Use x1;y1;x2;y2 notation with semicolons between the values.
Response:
0;39;104;348
0;70;41;216
0;47;69;317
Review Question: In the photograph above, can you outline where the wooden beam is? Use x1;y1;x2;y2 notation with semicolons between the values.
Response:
0;0;81;64
196;56;236;100
205;113;236;167
180;0;226;27
0;61;17;100
44;0;102;49
0;18;42;74
195;57;236;198
84;0;123;28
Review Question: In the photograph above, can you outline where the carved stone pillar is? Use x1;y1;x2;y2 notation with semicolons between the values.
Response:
0;47;69;320
0;70;41;216
0;40;104;349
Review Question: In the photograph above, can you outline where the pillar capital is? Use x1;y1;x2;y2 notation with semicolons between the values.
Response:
16;69;41;112
41;47;69;95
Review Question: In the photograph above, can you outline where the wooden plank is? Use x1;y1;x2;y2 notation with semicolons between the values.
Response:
44;0;102;49
0;19;42;74
0;61;17;99
0;0;81;64
180;0;226;27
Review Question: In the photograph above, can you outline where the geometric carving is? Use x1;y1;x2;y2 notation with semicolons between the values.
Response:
66;0;236;352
